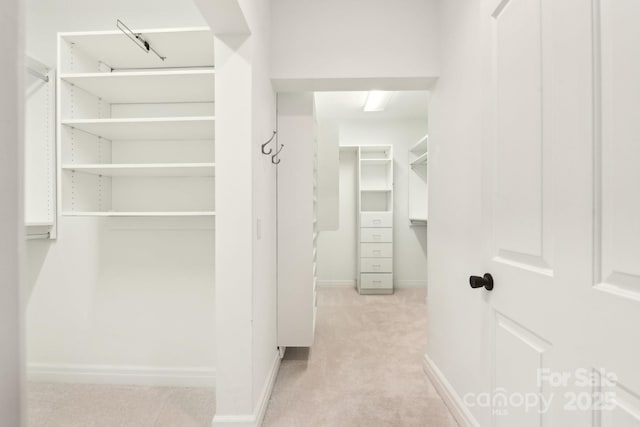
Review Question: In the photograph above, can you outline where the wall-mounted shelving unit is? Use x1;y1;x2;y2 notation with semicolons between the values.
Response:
357;145;394;295
277;93;317;347
57;27;215;218
409;134;428;225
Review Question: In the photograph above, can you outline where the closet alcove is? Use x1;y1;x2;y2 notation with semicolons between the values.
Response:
25;21;217;396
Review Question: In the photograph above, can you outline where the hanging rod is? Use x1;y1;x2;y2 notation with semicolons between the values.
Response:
26;55;50;82
26;232;50;240
27;67;49;83
108;65;214;72
117;19;166;62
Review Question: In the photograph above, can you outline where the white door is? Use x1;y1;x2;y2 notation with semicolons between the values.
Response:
482;0;640;425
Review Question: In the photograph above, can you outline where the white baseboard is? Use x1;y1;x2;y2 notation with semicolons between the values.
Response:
422;354;479;427
396;280;428;288
210;415;255;427
254;351;281;426
212;350;281;427
27;363;216;388
317;280;355;288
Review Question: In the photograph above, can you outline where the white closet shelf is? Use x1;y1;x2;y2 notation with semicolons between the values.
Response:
62;116;215;140
62;163;215;177
410;134;428;154
60;69;215;103
25;220;54;227
410;152;428;166
60;27;214;70
62;211;216;217
361;188;393;192
360;159;392;165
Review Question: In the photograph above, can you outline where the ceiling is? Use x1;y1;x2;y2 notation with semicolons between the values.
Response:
314;90;429;121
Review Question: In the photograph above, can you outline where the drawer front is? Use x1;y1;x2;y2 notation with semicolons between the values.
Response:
360;227;392;243
360;273;393;289
360;212;392;228
360;243;393;258
360;258;393;273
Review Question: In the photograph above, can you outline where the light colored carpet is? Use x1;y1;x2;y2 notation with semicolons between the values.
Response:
27;383;215;427
262;287;457;427
27;288;454;427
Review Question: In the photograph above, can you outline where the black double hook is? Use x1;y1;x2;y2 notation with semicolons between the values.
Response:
262;130;284;165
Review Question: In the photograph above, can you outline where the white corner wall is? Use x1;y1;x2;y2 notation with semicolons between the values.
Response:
0;0;24;421
270;0;440;91
316;149;358;285
318;119;429;288
25;0;216;387
248;0;279;419
197;0;280;424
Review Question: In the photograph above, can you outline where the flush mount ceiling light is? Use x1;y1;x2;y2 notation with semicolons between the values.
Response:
363;91;393;112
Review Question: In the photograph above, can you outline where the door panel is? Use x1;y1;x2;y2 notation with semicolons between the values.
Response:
494;313;551;427
492;0;553;274
596;0;640;300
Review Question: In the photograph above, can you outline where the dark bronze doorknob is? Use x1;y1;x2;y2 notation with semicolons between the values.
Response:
469;273;493;291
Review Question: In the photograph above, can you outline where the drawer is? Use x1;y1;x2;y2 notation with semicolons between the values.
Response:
360;273;393;289
360;258;392;273
360;227;392;243
360;242;393;258
360;212;392;228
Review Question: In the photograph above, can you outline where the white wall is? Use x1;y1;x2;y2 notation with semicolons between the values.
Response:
316;119;339;231
270;0;440;91
248;0;279;418
318;119;429;288
317;150;358;284
210;32;255;418
25;0;216;386
0;0;24;421
197;0;280;423
426;1;490;425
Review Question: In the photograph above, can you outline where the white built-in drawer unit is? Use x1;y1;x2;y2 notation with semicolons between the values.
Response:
360;273;393;290
360;242;393;258
357;145;393;294
360;212;392;228
360;258;393;273
360;227;392;242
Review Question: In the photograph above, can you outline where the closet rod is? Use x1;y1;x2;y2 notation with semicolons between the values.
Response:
27;66;49;83
26;232;50;240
